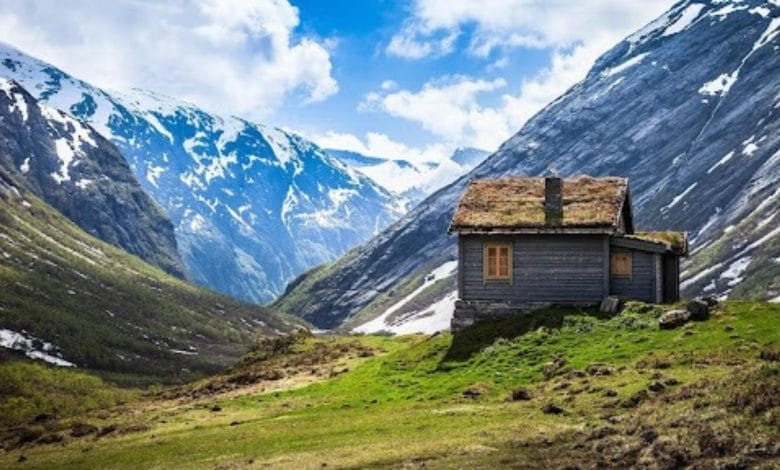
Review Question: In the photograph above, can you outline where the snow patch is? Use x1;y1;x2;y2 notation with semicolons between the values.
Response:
353;260;457;335
602;53;649;77
753;17;780;52
719;256;751;287
707;151;734;173
699;71;738;96
144;113;174;144
742;142;758;156
75;179;93;190
663;182;697;211
681;262;724;289
0;78;29;121
663;3;705;36
50;139;77;183
387;291;457;335
0;328;75;367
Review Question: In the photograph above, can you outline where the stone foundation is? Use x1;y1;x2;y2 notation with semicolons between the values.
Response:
451;299;551;332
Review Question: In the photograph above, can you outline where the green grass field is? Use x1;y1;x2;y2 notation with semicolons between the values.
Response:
1;301;778;468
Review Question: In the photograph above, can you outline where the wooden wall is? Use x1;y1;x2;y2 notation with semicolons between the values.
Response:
459;234;607;303
609;248;658;303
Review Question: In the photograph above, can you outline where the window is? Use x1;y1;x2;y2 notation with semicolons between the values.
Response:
611;251;632;279
484;242;512;281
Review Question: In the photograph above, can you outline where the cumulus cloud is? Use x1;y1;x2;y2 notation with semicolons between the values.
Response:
386;20;459;59
387;0;674;59
360;76;508;150
0;0;338;118
375;0;674;150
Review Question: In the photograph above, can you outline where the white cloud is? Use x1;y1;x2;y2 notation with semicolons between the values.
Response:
380;80;399;91
375;0;675;150
386;20;459;59
360;76;508;150
388;0;675;59
310;130;449;163
367;36;641;151
0;0;337;118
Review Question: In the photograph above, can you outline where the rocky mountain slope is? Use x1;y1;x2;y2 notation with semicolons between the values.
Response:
0;44;404;304
0;167;300;382
277;0;780;329
0;78;185;277
325;147;489;206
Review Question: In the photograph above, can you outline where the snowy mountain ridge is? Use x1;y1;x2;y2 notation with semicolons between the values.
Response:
325;147;489;206
0;42;404;303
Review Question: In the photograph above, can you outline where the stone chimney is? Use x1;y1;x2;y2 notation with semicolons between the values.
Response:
544;176;563;226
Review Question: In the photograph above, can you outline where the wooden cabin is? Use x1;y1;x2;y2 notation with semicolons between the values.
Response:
448;176;687;330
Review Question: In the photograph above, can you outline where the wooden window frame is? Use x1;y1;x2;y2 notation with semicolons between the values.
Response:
610;251;632;279
483;242;513;283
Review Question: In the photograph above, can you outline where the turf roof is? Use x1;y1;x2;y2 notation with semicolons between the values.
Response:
449;176;628;232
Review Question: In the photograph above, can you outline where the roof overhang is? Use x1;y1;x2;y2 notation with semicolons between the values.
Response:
452;227;616;235
610;234;688;256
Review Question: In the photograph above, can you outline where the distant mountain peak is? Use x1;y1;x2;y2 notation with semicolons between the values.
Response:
0;43;403;303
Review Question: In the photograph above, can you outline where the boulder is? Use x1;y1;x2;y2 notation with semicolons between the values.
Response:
509;387;533;401
686;299;710;321
659;309;691;329
701;296;719;308
599;296;623;314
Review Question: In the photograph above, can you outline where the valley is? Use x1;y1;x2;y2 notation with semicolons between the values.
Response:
1;301;777;468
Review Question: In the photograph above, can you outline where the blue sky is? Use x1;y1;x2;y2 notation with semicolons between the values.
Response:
0;0;674;162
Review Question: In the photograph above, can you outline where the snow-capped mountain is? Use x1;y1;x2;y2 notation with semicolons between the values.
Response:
0;78;185;277
0;43;404;303
325;147;489;206
277;0;780;329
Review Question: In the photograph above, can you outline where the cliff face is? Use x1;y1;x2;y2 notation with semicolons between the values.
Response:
0;78;186;277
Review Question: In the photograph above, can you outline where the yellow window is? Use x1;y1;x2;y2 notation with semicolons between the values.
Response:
484;242;512;281
611;252;632;279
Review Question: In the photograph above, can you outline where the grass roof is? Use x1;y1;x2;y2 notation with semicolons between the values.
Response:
630;231;688;255
450;176;628;231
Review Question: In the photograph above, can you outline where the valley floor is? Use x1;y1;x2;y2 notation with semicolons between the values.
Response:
1;301;778;469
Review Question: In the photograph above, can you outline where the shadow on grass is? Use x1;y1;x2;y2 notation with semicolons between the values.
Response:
441;307;603;363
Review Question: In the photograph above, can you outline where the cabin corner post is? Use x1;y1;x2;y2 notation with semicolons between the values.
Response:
602;236;610;298
654;253;663;304
457;235;464;299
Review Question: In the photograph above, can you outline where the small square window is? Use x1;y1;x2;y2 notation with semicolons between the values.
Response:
484;242;512;281
611;252;632;279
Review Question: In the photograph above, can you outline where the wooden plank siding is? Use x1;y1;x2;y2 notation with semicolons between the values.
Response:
609;247;657;302
459;234;607;303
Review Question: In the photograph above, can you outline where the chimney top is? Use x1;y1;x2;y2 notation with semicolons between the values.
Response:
544;176;563;226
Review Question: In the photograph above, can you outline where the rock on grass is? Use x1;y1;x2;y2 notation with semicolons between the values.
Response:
509;387;532;401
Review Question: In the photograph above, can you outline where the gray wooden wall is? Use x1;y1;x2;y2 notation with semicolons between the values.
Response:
459;234;607;303
609;248;658;303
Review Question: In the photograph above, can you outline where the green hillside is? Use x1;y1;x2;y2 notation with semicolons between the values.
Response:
0;170;302;384
2;301;777;468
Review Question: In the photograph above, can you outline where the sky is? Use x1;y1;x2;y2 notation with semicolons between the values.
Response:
0;0;675;163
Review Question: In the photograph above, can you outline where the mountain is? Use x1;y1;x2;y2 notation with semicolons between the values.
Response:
0;78;185;277
0;44;404;304
325;147;489;206
450;147;490;168
276;0;780;330
0;166;301;382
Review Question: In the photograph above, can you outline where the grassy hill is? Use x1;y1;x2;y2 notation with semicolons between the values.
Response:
0;170;302;384
1;300;777;468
